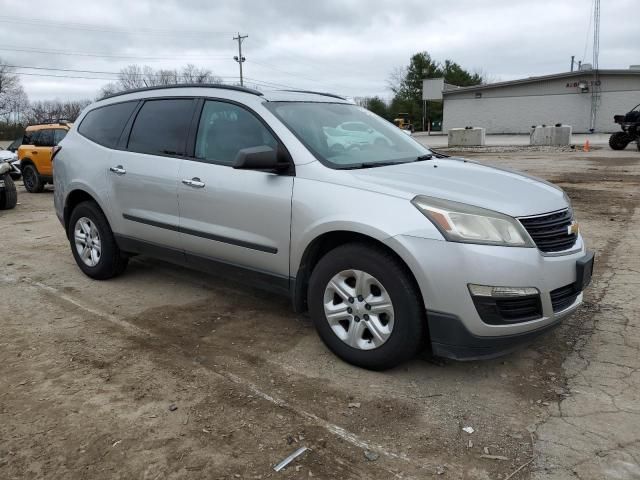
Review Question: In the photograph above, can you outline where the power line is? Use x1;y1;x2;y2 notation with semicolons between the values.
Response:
4;63;302;90
7;64;239;79
0;15;235;36
0;45;228;60
13;71;117;81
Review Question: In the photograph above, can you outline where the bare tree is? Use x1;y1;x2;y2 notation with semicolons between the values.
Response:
181;64;220;84
99;64;223;98
26;99;91;124
0;61;25;120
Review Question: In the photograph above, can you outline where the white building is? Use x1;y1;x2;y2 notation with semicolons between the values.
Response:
438;68;640;134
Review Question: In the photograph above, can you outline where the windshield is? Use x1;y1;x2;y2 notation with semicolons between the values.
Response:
266;102;431;168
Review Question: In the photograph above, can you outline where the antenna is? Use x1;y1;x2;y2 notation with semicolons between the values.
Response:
589;0;600;132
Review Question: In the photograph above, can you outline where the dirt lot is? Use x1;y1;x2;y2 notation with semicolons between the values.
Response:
1;147;639;479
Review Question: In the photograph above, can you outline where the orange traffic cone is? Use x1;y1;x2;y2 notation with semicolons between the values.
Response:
583;139;590;152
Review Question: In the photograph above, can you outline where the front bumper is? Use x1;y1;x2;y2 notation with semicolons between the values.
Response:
427;307;577;360
385;234;592;359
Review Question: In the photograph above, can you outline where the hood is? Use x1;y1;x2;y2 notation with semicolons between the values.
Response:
0;150;17;161
349;158;567;217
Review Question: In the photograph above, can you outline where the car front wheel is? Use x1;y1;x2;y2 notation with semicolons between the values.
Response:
22;164;45;193
308;243;425;370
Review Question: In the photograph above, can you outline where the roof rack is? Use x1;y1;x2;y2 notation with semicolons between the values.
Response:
101;83;264;100
280;89;347;101
42;118;72;125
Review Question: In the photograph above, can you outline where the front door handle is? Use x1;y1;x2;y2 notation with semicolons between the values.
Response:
109;165;126;175
182;177;205;188
32;151;38;155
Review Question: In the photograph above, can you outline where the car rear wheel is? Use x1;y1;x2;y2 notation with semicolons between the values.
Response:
22;164;45;193
68;201;128;279
308;243;425;370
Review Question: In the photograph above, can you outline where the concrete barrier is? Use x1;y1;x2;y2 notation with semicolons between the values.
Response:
530;125;572;146
448;127;486;147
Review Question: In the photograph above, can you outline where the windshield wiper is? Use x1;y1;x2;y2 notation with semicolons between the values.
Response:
339;160;409;170
429;149;450;158
414;154;433;161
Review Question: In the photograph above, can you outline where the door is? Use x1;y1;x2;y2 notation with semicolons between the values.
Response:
178;100;293;279
106;98;196;249
33;129;55;175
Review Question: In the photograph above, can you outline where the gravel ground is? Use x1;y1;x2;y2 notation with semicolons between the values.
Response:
1;148;639;479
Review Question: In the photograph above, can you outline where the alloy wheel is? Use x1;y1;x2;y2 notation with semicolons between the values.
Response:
74;217;102;267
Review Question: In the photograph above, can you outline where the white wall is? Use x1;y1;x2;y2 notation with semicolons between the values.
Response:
442;75;640;134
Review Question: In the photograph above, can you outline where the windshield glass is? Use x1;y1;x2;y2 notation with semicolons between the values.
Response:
266;102;431;168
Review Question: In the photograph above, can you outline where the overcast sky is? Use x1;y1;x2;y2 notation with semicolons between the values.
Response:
1;0;637;102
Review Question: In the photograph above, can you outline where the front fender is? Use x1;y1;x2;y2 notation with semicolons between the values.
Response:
290;176;443;275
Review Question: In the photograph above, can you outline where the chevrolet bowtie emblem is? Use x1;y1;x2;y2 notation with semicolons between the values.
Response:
568;222;579;235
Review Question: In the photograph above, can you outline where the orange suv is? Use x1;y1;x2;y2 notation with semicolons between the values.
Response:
18;122;71;192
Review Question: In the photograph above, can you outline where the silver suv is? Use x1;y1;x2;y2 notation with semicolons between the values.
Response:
54;85;594;370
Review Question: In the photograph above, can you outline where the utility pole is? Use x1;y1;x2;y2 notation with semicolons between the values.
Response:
570;55;575;72
233;33;248;86
589;0;601;132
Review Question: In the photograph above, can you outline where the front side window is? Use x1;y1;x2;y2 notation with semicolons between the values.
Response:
195;101;277;165
23;130;38;146
266;102;431;169
128;99;194;156
78;101;137;148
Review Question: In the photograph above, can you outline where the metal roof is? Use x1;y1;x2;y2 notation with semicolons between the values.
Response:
443;69;640;95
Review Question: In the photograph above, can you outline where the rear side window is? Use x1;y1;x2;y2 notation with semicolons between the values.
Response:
127;99;194;156
78;101;137;148
37;129;54;147
53;129;67;145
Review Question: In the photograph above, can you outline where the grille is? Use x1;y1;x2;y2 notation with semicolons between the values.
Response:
550;283;579;312
519;209;577;253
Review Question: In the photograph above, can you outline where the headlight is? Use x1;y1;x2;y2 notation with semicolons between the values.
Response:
411;195;534;247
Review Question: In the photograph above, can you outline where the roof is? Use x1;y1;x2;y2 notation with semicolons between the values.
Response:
26;123;72;130
443;69;640;95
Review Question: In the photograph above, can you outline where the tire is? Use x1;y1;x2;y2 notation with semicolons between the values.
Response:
68;201;128;279
609;132;631;150
0;174;17;210
308;243;425;370
22;164;45;193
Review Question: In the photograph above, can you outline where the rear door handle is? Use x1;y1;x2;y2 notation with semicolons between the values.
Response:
109;165;126;175
32;151;38;155
182;177;205;188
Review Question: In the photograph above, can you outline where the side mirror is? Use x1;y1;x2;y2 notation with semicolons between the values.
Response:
233;146;289;173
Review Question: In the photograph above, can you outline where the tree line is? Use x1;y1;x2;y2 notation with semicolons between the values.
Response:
0;52;482;139
0;60;223;139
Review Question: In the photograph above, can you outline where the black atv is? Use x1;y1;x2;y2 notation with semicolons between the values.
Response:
609;103;640;150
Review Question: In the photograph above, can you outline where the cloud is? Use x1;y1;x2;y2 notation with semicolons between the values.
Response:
0;0;636;101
